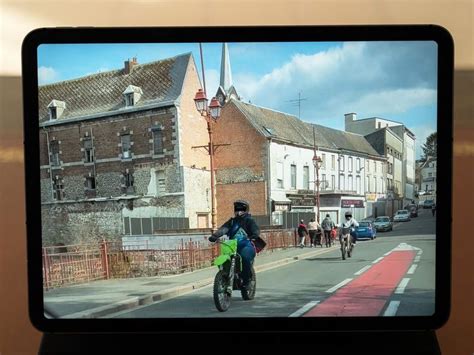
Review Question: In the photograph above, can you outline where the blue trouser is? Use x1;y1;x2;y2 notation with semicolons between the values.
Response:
237;240;256;286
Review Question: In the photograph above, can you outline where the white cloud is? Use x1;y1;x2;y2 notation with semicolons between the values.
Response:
38;66;59;85
348;88;437;116
233;41;437;124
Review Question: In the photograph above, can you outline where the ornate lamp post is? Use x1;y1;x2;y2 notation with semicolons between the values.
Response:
194;89;222;231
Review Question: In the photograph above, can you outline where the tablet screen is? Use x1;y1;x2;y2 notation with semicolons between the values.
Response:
36;39;439;320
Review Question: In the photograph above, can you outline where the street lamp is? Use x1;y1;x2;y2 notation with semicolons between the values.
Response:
194;89;222;231
313;154;323;223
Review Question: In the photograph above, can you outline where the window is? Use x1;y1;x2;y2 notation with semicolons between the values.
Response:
339;155;345;171
50;107;57;120
121;169;134;194
321;174;327;189
349;175;353;191
331;155;335;170
374;161;377;173
53;176;64;200
349;157;353;172
85;176;96;190
156;171;166;194
366;159;370;172
374;177;377;193
428;172;433;177
303;166;309;190
50;140;60;166
378;122;381;129
153;129;164;155
125;93;134;107
291;165;297;189
277;162;284;188
356;158;360;172
356;176;361;194
367;175;370;192
380;177;384;192
321;153;326;169
339;174;345;190
331;175;335;190
121;134;131;159
83;137;94;163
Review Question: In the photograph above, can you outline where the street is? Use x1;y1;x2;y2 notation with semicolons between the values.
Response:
109;209;436;318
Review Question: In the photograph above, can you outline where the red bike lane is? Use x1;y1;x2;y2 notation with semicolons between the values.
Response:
304;250;417;317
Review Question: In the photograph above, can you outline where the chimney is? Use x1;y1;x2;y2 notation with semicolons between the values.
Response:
124;57;138;74
344;112;357;131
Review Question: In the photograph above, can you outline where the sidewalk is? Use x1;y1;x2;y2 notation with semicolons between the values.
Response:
44;245;339;318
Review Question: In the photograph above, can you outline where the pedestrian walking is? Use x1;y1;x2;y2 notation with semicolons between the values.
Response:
321;214;335;247
297;220;309;248
308;218;320;247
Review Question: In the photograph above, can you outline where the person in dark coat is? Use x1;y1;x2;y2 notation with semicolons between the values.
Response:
297;220;309;248
209;200;265;289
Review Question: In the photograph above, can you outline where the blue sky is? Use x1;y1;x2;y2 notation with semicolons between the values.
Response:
38;41;437;158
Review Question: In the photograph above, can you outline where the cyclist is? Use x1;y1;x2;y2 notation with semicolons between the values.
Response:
339;211;359;248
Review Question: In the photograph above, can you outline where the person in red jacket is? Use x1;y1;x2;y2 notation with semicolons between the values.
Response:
297;220;309;248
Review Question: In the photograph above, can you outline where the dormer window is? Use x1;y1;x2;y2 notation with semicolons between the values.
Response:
47;100;66;120
123;85;143;107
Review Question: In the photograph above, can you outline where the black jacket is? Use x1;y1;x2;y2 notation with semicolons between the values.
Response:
212;213;260;240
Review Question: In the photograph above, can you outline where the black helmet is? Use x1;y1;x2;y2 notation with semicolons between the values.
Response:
234;200;249;212
345;211;352;218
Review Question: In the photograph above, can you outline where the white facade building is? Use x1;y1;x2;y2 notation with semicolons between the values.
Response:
269;140;386;224
419;157;437;194
345;113;416;204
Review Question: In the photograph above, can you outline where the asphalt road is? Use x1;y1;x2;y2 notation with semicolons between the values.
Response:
110;209;436;318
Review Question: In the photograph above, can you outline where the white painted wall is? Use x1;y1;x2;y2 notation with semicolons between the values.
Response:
269;141;386;198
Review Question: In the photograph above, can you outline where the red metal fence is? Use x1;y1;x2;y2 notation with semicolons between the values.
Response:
42;229;297;290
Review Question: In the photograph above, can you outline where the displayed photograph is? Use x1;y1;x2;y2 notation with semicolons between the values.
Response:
38;41;437;318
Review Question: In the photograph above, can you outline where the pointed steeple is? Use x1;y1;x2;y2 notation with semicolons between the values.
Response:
216;43;239;106
220;43;233;91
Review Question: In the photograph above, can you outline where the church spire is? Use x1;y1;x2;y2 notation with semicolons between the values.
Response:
216;43;239;105
220;43;233;91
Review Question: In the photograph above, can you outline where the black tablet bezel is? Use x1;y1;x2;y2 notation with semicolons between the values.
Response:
22;25;453;333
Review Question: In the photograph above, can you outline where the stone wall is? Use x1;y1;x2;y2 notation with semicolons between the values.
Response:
41;200;125;246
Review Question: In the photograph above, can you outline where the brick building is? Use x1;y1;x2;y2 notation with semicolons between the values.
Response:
39;53;212;245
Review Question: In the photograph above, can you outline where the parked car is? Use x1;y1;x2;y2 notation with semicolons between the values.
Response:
393;209;411;222
350;221;377;240
373;216;393;232
423;199;435;209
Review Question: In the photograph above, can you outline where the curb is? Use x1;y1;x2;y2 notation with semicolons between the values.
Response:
62;246;338;319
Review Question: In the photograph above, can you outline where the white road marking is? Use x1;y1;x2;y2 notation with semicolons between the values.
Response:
414;255;421;262
354;265;372;275
407;264;418;274
326;278;353;293
418;250;423;255
383;301;401;316
384;251;392;256
289;301;320;317
395;278;411;294
372;257;384;264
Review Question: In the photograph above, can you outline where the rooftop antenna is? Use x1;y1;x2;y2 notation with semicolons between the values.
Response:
286;92;307;119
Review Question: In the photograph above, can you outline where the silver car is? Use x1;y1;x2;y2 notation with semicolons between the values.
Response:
393;209;411;222
373;216;393;232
